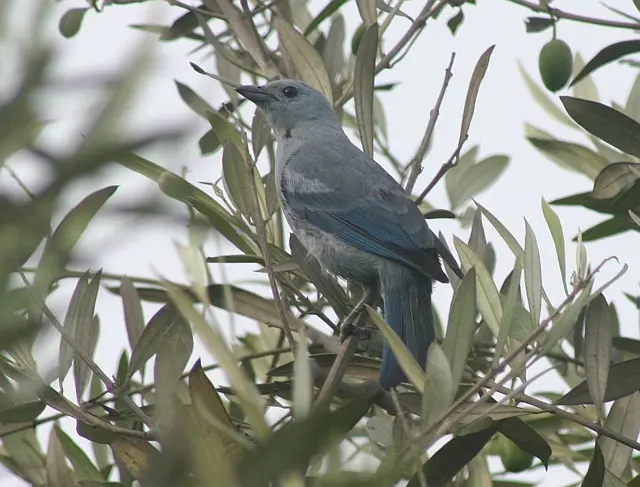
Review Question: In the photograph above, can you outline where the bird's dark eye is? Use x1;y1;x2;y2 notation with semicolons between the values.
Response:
282;85;298;98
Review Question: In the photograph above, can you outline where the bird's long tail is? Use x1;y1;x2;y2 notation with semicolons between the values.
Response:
379;265;434;389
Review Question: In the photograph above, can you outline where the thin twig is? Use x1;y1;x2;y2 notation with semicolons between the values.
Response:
404;52;456;193
335;0;446;107
0;347;293;439
313;335;361;412
17;270;157;431
313;289;373;411
396;258;611;464
506;0;640;30
415;135;467;205
240;137;296;349
483;377;640;452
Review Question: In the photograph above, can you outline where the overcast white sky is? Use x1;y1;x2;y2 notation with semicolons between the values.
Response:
2;0;640;485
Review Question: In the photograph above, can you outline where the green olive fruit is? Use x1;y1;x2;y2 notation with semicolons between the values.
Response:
539;39;573;92
497;434;535;473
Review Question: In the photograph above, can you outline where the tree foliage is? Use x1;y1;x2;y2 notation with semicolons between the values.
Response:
2;0;640;486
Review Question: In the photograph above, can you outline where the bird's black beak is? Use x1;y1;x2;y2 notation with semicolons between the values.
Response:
235;85;276;104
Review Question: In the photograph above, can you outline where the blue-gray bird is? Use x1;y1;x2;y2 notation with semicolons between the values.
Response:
236;80;462;388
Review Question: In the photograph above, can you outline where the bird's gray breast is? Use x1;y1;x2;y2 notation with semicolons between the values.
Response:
278;166;379;285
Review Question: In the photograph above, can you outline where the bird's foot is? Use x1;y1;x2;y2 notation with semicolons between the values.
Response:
340;320;371;342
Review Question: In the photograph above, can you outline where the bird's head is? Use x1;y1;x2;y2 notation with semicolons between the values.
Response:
236;79;340;138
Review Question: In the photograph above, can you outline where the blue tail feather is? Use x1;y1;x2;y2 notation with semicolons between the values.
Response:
379;266;434;389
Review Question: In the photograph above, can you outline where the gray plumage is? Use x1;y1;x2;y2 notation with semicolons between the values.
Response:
236;80;461;388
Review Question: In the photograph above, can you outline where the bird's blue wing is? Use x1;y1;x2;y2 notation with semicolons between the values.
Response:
281;175;449;282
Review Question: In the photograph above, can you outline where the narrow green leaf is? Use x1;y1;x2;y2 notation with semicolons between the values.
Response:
59;272;89;388
524;16;554;33
572;53;599;102
213;0;277;78
164;282;270;438
73;314;99;402
185;369;244;486
443;269;477;389
154;306;193;389
303;0;349;36
453;238;502;336
206;111;245;153
0;401;46;424
581;443;605;487
448;155;509;210
206;254;265;265
89;376;110;471
59;8;87;38
35;187;117;307
293;332;312;421
541;198;567;294
447;10;464;35
175;81;216;119
54;425;103;481
592;162;640;200
597;392;640;477
275;18;333;104
222;142;254;218
46;427;76;487
153;170;255;253
541;280;593;355
497;417;551;469
322;15;346;82
237;398;371;487
468;209;487;259
584;294;612;422
631;209;640;228
459;45;495;145
120;277;145;354
128;303;186;379
528;138;608;180
356;0;377;26
407;423;499;487
495;260;523;366
557;357;640;405
519;63;574;127
581;217;634;242
561;96;640;159
251;109;271;159
625;72;640;122
475;202;524;258
421;343;454;428
354;23;378;157
571;40;640;86
523;220;542;326
445;146;478;193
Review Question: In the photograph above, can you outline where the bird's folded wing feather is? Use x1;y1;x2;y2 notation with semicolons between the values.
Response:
281;170;450;282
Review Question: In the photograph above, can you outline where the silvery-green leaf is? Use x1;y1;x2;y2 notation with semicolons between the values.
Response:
275;17;333;104
597;392;640;478
454;238;502;336
584;294;612;423
524;220;542;326
443;269;477;389
354;23;378;156
541;198;568;295
421;343;454;428
459;45;495;145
